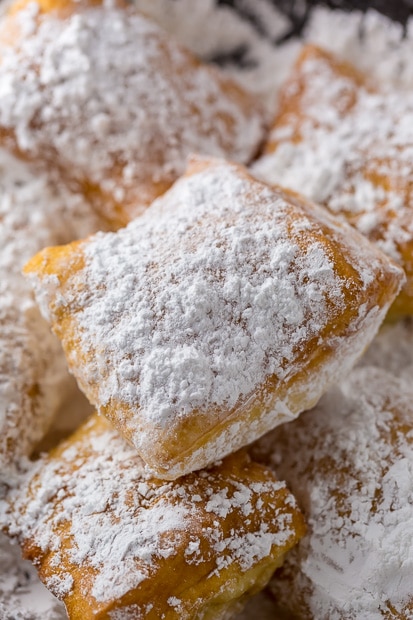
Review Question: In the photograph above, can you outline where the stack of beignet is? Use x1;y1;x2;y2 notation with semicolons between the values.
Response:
0;0;304;615
18;153;403;615
0;0;412;616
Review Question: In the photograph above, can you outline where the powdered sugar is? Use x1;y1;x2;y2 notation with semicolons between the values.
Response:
134;0;298;111
81;163;371;412
81;167;341;417
2;0;413;617
0;149;102;472
135;3;413;115
5;414;301;614
0;531;65;620
252;45;413;274
264;367;413;618
27;157;403;478
305;8;413;91
0;2;265;220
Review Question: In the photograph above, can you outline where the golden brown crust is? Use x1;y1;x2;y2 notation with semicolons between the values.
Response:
258;44;413;319
252;367;413;619
0;0;266;230
8;413;305;620
24;157;404;479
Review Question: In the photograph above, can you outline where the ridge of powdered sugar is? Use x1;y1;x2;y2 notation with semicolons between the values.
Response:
267;367;413;618
5;417;297;606
49;159;395;434
0;3;264;200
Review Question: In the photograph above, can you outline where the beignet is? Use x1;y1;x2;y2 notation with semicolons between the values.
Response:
3;413;306;620
0;151;103;473
24;157;404;479
253;367;413;619
0;0;266;229
253;44;413;319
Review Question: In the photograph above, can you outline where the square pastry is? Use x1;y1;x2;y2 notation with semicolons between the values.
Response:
0;0;265;229
24;157;404;478
255;367;413;619
3;413;306;620
254;44;413;319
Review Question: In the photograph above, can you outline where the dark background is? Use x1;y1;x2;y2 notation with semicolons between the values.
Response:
219;0;412;41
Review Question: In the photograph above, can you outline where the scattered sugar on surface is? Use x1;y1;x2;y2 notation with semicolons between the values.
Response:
266;367;413;618
0;532;66;620
135;3;413;113
134;0;298;111
304;7;413;90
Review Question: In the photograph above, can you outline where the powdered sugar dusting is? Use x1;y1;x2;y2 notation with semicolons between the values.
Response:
0;531;65;620
5;414;302;613
305;7;413;91
0;2;265;217
81;165;342;418
134;0;298;111
263;367;413;618
0;149;103;473
28;157;403;477
253;46;413;271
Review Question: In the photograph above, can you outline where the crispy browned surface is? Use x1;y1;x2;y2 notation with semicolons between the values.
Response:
14;414;305;620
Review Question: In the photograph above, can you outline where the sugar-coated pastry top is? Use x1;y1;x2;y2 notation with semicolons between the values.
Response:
0;0;265;227
3;414;306;620
47;159;397;417
24;157;404;478
253;45;413;317
0;149;103;472
258;367;413;619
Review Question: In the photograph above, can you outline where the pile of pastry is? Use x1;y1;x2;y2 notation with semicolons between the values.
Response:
0;0;413;618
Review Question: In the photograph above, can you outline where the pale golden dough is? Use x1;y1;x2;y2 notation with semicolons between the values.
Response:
265;45;367;151
259;44;413;319
252;367;413;619
0;0;266;229
24;157;404;479
4;413;306;620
